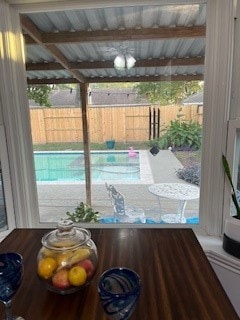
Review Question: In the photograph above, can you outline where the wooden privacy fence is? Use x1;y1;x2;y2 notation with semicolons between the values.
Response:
30;105;203;144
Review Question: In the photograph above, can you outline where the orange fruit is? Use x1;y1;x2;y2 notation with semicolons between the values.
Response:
37;257;58;279
68;266;87;286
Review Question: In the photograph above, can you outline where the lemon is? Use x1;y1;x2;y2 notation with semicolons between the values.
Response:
68;266;87;286
37;257;58;279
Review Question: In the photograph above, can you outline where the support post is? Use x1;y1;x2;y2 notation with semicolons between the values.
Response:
79;83;91;205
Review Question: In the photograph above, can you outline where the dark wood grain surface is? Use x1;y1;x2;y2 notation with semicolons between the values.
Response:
0;228;238;320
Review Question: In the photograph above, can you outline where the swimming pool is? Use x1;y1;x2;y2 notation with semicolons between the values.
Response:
34;151;140;182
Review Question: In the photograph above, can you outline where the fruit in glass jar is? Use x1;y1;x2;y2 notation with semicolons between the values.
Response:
56;251;73;267
37;257;58;279
68;266;87;286
78;259;95;279
67;248;90;266
41;248;55;258
52;269;70;289
38;222;98;294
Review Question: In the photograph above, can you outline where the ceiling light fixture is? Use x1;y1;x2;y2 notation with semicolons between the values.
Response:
125;53;136;69
114;53;136;70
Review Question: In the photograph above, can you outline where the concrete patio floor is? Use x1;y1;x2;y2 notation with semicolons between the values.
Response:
37;150;199;223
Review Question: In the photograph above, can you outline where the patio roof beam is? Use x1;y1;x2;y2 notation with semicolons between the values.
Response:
27;78;80;84
23;25;206;45
21;15;86;84
85;74;204;83
26;57;204;71
27;73;203;85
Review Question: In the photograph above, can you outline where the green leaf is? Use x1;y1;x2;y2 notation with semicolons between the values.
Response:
222;154;240;216
27;85;52;107
65;202;100;223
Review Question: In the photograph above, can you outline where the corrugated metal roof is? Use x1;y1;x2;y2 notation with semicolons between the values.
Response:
27;5;206;32
21;3;206;84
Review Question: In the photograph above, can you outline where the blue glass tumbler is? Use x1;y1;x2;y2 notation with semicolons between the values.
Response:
0;252;24;320
98;267;141;320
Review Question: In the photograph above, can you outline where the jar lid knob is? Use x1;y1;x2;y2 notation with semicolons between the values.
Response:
57;220;74;232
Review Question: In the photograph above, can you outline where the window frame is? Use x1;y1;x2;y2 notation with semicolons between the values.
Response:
224;120;240;220
0;0;237;235
222;0;240;226
199;0;235;236
0;126;15;240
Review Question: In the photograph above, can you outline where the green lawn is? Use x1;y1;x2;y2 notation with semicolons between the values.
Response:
33;141;151;151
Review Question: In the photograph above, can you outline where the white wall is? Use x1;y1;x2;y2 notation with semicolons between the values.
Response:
207;255;240;316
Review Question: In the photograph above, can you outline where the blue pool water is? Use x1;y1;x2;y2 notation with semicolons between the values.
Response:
34;151;140;182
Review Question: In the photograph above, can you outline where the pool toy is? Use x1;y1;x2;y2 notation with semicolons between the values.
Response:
128;147;137;157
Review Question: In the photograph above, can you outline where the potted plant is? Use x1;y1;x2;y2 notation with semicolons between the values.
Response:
222;154;240;258
65;202;100;223
106;139;115;149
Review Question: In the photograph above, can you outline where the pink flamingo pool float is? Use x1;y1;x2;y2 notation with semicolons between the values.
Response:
128;147;137;157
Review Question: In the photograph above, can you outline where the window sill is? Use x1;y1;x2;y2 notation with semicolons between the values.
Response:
0;229;11;243
197;234;240;273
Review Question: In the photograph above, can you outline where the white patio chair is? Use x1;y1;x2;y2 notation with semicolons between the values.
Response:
105;183;118;203
105;183;146;223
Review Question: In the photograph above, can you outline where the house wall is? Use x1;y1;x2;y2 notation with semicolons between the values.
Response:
207;256;240;316
30;104;202;144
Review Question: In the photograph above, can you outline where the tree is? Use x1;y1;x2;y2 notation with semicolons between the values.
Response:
134;81;203;105
27;85;52;107
90;82;135;89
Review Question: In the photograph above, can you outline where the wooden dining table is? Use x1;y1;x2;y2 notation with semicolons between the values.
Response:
0;228;238;320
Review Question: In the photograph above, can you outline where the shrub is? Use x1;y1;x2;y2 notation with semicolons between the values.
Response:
156;119;202;150
176;164;201;186
66;202;100;223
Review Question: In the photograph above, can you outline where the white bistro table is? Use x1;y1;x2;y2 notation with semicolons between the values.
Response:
148;182;200;223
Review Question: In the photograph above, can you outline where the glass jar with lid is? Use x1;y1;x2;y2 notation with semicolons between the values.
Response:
37;220;98;295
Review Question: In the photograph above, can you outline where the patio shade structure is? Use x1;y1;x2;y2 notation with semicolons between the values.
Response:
20;3;206;204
